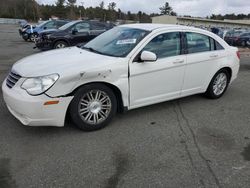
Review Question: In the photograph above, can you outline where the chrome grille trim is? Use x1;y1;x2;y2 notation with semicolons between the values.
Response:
6;71;21;89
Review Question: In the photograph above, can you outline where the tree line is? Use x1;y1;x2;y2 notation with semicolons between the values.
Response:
0;0;182;23
0;0;159;23
2;1;248;23
210;13;250;20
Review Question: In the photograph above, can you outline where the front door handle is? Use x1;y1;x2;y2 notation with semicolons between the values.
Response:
173;59;185;64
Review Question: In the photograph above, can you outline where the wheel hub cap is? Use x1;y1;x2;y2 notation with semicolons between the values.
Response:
78;90;112;125
213;73;227;96
89;101;102;114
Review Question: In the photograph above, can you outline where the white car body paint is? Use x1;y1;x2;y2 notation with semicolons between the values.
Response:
2;24;240;127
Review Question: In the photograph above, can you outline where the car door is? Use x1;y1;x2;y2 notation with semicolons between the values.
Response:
181;32;227;97
70;22;91;45
129;31;186;109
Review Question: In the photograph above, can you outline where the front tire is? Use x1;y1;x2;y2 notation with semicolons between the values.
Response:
205;70;230;99
69;84;117;131
30;33;37;42
54;41;68;49
22;34;28;41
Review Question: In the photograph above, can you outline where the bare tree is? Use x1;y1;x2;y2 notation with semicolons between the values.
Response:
67;0;76;19
99;1;104;9
108;2;116;11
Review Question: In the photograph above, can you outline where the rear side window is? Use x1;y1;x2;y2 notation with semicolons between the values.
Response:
186;32;224;53
57;21;68;27
215;41;224;50
210;38;224;51
91;22;106;30
143;32;181;59
186;32;210;54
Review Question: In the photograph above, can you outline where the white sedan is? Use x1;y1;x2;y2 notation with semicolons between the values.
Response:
2;24;240;131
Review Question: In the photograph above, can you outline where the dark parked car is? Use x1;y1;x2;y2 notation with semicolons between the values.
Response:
35;20;115;50
22;20;70;42
18;19;28;27
224;30;244;46
211;27;224;38
236;32;250;47
18;23;34;36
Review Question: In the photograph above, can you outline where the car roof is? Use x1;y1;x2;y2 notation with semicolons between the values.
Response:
118;23;229;47
119;24;198;31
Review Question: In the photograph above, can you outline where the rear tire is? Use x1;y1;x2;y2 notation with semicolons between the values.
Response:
242;41;246;47
205;70;230;99
54;41;68;49
69;84;117;131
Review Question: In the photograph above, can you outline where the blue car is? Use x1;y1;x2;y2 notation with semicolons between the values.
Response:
22;20;70;42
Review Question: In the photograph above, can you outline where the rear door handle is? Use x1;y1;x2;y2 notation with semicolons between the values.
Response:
173;59;185;64
210;54;218;58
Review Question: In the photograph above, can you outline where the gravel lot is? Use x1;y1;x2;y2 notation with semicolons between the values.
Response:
1;24;250;188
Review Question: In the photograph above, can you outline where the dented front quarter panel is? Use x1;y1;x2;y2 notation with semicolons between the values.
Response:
46;58;129;107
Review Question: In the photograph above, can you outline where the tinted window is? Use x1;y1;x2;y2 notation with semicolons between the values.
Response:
210;38;215;51
241;33;250;37
92;22;106;30
186;32;210;54
59;21;79;30
44;21;56;29
143;32;181;59
210;38;224;51
74;22;90;32
225;31;234;37
57;21;68;27
215;41;224;50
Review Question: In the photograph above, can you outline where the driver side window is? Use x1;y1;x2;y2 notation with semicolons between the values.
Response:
143;32;181;59
74;22;90;33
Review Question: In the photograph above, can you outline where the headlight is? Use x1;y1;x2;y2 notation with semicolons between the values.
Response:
21;74;59;96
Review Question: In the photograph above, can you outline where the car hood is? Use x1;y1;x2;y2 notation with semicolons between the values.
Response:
12;47;121;77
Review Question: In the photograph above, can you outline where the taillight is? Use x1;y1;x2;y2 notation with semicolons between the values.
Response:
236;51;240;59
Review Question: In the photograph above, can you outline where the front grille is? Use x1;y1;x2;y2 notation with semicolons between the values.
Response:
6;71;21;89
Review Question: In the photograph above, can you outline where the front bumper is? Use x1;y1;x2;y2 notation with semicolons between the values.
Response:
35;38;53;50
18;29;23;35
2;79;73;127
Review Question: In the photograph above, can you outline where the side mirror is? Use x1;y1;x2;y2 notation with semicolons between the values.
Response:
43;26;47;30
140;51;157;62
72;29;78;35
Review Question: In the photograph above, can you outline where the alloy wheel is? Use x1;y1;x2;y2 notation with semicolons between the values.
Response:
212;72;228;96
30;34;36;42
78;90;112;125
55;43;66;48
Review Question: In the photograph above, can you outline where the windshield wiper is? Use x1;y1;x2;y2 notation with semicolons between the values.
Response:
81;46;107;55
81;46;120;57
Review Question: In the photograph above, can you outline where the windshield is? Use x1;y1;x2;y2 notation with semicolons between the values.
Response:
59;21;78;30
234;31;243;37
83;27;149;57
36;20;49;28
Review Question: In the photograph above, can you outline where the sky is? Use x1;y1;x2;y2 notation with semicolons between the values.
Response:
37;0;250;17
